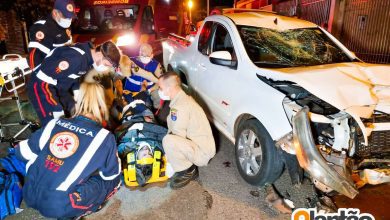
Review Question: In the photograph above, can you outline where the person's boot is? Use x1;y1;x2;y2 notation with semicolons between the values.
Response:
170;165;199;189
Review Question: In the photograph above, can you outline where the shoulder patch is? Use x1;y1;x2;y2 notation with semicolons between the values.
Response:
36;31;45;40
170;108;177;121
59;61;69;71
49;132;79;159
66;4;74;12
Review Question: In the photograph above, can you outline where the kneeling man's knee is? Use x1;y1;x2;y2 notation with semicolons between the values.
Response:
163;135;176;152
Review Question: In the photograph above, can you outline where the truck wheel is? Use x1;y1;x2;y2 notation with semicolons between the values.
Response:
235;119;284;186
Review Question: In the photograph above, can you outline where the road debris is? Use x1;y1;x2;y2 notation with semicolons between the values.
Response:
265;184;292;214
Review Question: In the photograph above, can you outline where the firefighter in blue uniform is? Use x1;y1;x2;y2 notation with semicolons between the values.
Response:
27;0;76;70
27;41;121;126
122;43;163;108
15;80;121;219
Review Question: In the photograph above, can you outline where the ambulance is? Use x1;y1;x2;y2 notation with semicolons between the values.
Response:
72;0;182;56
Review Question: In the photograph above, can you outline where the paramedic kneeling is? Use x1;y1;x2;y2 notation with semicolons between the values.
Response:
158;72;216;189
15;81;121;219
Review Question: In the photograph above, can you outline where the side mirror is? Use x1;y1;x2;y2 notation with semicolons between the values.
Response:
209;51;237;68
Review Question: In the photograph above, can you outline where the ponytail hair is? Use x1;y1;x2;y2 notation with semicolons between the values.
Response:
73;82;108;124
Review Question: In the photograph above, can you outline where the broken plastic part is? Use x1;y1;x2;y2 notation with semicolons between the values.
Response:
359;169;390;185
292;107;358;199
276;132;295;155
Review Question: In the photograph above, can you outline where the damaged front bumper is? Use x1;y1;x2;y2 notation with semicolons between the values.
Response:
292;107;359;199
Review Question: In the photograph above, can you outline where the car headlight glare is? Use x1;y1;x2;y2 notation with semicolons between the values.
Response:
116;33;136;47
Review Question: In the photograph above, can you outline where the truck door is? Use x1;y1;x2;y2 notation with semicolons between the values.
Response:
195;20;239;128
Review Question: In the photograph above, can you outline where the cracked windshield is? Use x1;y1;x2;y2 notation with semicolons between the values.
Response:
238;26;352;68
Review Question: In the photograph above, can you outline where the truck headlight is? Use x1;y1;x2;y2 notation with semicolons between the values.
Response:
116;33;136;47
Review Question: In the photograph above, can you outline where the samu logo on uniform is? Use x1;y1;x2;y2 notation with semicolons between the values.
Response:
291;208;375;220
49;132;79;159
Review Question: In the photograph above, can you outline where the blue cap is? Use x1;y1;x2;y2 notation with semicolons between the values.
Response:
54;0;76;19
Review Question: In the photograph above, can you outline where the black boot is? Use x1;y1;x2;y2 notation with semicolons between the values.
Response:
170;165;199;189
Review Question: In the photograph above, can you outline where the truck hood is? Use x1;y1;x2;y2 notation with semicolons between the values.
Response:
262;62;390;118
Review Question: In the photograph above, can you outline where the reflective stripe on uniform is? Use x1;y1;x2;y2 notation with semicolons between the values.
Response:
99;158;121;180
45;48;57;59
70;47;85;55
29;48;37;69
26;156;38;173
68;74;80;79
44;82;58;105
19;140;38;172
56;129;110;191
40;82;55;106
28;41;50;55
52;111;64;119
33;82;46;118
32;64;41;72
19;140;37;161
39;119;58;150
53;38;72;47
127;77;154;86
34;20;46;25
36;70;57;85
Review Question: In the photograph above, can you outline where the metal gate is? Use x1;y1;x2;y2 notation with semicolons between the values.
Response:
341;0;390;64
299;0;332;27
273;0;332;27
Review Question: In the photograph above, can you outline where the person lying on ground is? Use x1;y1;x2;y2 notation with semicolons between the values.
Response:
116;100;169;186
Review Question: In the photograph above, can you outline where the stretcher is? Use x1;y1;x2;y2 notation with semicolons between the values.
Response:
123;150;168;187
0;54;38;144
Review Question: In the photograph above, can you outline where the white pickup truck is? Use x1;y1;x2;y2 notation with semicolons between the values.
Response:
162;11;390;199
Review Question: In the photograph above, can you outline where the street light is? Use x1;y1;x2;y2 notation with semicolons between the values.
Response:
188;0;193;24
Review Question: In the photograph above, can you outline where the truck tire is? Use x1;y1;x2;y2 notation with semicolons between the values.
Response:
235;119;284;186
